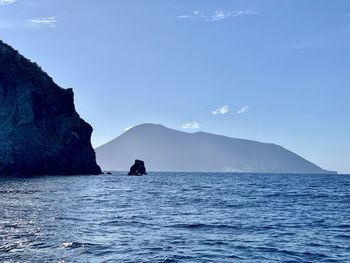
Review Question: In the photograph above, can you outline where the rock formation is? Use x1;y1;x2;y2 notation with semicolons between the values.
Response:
0;40;102;175
128;160;147;176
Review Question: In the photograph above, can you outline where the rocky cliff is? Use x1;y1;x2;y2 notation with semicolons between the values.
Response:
0;40;101;175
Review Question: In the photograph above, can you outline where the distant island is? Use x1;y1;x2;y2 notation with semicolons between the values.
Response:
0;40;101;175
96;123;336;174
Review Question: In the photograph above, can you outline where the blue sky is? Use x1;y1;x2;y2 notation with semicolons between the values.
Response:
1;0;349;173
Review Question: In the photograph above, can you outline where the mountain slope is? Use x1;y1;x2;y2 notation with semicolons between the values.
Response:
95;124;335;174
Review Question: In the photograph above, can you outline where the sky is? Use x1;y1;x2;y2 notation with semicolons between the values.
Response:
0;0;349;174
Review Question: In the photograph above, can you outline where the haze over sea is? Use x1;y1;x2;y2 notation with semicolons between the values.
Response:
1;172;349;263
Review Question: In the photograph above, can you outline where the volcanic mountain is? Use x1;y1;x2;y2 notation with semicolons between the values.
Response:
95;123;335;174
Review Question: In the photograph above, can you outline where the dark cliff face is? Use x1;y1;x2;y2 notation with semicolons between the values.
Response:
0;40;102;175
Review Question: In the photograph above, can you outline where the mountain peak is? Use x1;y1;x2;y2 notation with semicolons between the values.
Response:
130;123;167;130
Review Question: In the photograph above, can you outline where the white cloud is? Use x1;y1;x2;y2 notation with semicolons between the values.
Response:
210;10;230;21
235;10;258;17
237;106;249;114
0;0;16;5
212;105;229;115
182;122;200;129
178;10;204;19
210;10;228;21
210;10;257;21
29;17;57;28
178;15;191;19
178;9;257;21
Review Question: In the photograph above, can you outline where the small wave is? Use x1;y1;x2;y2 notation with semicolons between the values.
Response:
336;234;350;239
0;243;19;253
99;218;152;227
264;193;282;197
30;242;52;249
3;223;21;229
337;224;350;229
62;241;100;249
169;223;239;230
62;242;75;248
54;217;86;222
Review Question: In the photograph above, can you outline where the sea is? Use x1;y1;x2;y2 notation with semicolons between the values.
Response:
0;172;349;263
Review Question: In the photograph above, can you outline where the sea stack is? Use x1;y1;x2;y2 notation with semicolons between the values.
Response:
0;40;102;175
128;160;147;176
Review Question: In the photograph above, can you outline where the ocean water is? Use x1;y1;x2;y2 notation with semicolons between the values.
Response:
0;172;349;263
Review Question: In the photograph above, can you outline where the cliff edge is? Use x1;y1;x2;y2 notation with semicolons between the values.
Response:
0;40;101;175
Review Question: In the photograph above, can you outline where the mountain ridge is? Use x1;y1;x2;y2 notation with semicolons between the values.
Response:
96;123;336;174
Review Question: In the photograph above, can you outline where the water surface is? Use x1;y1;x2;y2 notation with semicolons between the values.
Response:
1;172;349;262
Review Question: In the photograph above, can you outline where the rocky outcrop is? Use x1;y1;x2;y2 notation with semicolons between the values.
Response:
128;160;147;176
0;40;102;175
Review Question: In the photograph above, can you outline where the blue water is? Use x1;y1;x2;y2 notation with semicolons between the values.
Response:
0;172;349;262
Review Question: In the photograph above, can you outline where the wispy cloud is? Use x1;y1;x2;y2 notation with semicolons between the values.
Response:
237;106;249;114
178;10;200;19
29;17;57;28
0;17;58;29
210;10;231;21
182;122;200;129
178;9;257;21
212;105;229;115
0;0;16;5
210;10;257;21
178;15;191;19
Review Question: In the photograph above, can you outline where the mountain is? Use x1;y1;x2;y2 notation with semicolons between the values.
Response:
0;40;101;175
95;123;336;174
